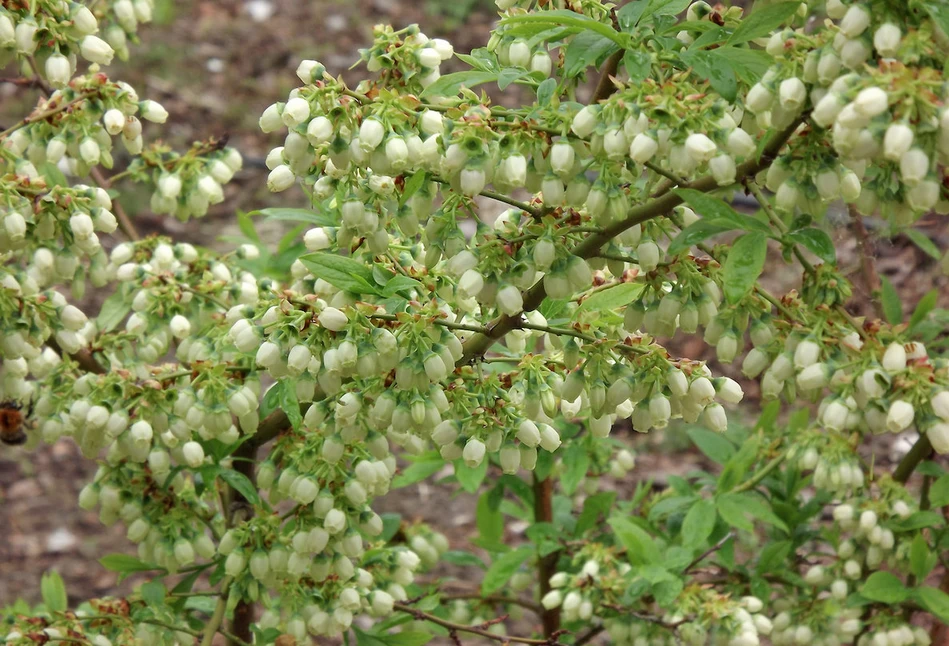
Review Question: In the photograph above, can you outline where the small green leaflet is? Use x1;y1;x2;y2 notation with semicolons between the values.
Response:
392;453;444;489
299;252;380;295
97;289;132;332
563;32;619;78
500;10;626;47
577;283;643;314
679;49;737;102
924;1;949;43
673;189;773;235
99;554;163;581
687;427;736;464
481;546;533;594
914;586;949;624
859;571;908;604
680;499;717;549
454;458;488;493
880;276;902;325
476;493;504;544
419;71;498;98
904;228;941;260
218;468;262;506
559;443;590;495
399;171;428;207
786;228;836;264
623;50;652;84
727;2;800;45
723;233;768;304
608;517;661;565
251;207;336;226
141;581;167;607
40;571;68;612
909;289;939;330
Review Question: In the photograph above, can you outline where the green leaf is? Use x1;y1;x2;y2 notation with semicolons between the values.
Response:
577;282;644;314
218;469;261;506
668;219;737;255
393;454;444;489
892;511;945;531
564;32;619;78
399;171;428;207
442;550;486;569
716;494;754;532
477;492;504;544
673;189;772;235
481;546;533;595
709;47;772;82
727;2;800;45
687;427;736;464
860;571;908;604
609;517;662;565
577;491;616;535
100;554;162;574
560;443;590;495
680;49;737;102
237;210;260;243
141;581;166;607
498;66;534;90
40;162;68;188
623;50;652;84
914;586;949;624
925;1;949;42
729;492;788;533
905;228;941;260
536;77;557;105
253;207;336;226
930;473;949;507
756;540;792;574
681;499;717;549
640;0;691;23
910;290;939;329
40;571;67;612
280;380;302;430
786;228;836;264
383;274;424;297
172;567;207;595
910;533;935;580
723;233;768;304
455;459;488;493
880;275;902;324
381;513;402;542
97;290;132;333
420;71;499;98
299;252;380;295
501;10;625;47
617;1;648;30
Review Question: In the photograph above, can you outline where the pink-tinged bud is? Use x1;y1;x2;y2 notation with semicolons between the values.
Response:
886;399;914;433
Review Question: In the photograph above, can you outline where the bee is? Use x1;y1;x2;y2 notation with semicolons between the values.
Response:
0;399;30;446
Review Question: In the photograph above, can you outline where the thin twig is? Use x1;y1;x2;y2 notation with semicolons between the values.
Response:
393;602;564;646
0;91;98;140
533;475;561;637
849;204;883;320
684;531;735;573
731;451;787;493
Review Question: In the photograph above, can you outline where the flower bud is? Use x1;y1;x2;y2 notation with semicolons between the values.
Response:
80;35;115;65
883;123;914;161
685;132;717;163
182;441;205;467
709;154;737;186
538;424;561;452
459;168;486;196
629;133;659;164
779;77;806;111
853;87;889;118
900;149;929;185
929;422;949;454
319;306;348;331
886;400;914;433
745;83;773;114
549;141;575;177
359;118;385;152
140;100;169;123
571;106;598;138
267;165;295;192
840;4;870;38
882;342;907;372
873;23;901;57
463;438;486;467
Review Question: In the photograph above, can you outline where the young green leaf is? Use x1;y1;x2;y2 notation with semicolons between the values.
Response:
481;546;533;594
723;233;768;304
